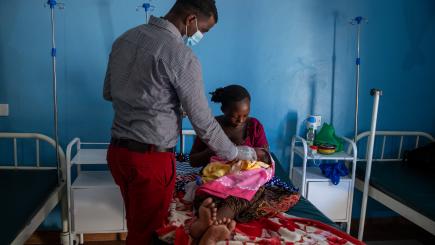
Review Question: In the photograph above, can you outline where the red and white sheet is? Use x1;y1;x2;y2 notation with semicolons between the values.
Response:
157;193;364;245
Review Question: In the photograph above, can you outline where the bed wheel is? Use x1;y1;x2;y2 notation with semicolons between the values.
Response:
79;234;84;244
60;232;69;244
67;233;81;245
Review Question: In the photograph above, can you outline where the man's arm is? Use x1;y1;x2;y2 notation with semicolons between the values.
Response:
103;39;121;102
103;62;112;101
169;56;237;161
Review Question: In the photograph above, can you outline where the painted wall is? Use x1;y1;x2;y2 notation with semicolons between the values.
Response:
1;0;434;229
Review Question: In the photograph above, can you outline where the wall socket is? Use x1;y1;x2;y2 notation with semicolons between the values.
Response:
0;104;9;116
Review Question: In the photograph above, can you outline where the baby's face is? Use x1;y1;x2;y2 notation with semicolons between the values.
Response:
255;148;271;164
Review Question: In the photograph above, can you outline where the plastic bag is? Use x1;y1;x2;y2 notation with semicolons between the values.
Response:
314;123;344;152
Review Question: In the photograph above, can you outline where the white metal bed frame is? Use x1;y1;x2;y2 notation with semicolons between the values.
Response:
0;132;69;245
179;129;196;153
354;131;435;237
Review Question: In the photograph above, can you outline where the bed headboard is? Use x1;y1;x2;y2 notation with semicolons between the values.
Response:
354;131;434;162
179;129;196;154
0;132;66;179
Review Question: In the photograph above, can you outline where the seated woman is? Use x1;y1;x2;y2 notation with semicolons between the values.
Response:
189;85;299;241
190;85;270;166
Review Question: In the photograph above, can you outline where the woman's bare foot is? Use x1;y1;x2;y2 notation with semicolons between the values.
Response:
215;205;235;224
190;198;217;239
199;219;236;245
215;217;230;225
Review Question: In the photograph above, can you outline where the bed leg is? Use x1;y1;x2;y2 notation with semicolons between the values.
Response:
79;233;84;244
60;191;71;244
60;232;70;245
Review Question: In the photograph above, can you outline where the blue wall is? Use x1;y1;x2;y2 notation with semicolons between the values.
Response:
1;0;434;229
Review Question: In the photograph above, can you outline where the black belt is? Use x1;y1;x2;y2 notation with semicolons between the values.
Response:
111;138;174;153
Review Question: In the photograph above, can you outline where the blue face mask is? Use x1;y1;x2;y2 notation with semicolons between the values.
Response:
184;18;203;47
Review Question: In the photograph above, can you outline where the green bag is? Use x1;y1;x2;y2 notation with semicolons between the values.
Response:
314;123;344;152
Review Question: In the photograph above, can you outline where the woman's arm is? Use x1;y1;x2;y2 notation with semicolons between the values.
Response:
252;118;269;149
251;118;271;163
189;137;215;167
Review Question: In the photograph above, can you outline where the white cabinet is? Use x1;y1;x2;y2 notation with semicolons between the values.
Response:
66;140;126;244
71;172;125;233
308;181;350;221
289;136;357;233
293;167;352;222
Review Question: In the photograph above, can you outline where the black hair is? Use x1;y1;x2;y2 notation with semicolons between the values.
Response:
171;0;218;23
210;85;251;110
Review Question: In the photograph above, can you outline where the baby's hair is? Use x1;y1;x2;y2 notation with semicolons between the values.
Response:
210;85;251;110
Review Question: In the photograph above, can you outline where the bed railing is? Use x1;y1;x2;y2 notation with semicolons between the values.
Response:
0;132;66;175
355;131;434;162
180;129;196;154
0;132;69;244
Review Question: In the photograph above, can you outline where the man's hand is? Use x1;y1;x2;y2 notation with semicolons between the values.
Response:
235;146;257;161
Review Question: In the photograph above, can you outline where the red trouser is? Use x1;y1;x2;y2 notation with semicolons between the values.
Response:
107;144;175;244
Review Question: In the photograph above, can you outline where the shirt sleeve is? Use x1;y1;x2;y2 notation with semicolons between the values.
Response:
170;54;237;160
103;41;119;102
103;60;112;101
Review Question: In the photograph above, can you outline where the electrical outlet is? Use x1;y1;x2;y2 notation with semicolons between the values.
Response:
0;104;9;116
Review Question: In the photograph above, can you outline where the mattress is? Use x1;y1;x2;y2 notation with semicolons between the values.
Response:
0;169;59;245
356;161;435;221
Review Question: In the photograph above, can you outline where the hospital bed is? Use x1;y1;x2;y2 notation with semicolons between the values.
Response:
178;130;337;227
65;130;337;244
354;131;435;238
0;132;69;245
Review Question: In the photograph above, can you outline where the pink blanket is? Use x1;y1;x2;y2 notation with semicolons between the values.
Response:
196;159;275;201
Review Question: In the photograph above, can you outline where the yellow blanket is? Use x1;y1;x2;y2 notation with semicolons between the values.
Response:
201;160;269;183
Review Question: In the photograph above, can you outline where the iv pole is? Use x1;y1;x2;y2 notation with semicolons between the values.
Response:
46;1;71;244
350;16;368;141
47;0;64;182
358;89;382;240
137;1;155;24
